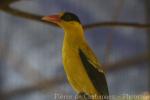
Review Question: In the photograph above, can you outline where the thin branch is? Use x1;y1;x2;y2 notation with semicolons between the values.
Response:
1;6;58;27
104;52;150;72
2;75;65;99
84;22;150;29
0;7;150;29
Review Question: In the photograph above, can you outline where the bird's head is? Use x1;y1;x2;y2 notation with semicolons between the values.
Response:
42;12;81;29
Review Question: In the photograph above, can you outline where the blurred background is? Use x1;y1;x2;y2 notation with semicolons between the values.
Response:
0;0;150;100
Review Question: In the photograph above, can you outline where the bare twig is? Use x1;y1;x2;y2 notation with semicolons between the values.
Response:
1;6;58;27
0;6;150;29
84;22;150;29
2;75;65;99
104;52;150;72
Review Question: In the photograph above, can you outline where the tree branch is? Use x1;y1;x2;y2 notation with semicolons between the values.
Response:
0;6;150;29
84;22;150;29
1;6;58;27
104;52;150;72
1;75;65;99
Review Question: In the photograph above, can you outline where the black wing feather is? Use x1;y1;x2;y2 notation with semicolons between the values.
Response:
79;49;109;96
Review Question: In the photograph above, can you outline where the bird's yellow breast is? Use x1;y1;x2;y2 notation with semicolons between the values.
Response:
62;42;97;94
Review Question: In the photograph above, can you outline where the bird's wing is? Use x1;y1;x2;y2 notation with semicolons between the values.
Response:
80;42;104;73
79;45;109;95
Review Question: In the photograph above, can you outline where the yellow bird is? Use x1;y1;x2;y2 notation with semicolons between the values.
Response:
42;12;109;100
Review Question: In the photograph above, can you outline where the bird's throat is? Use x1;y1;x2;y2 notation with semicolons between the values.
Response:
63;25;85;46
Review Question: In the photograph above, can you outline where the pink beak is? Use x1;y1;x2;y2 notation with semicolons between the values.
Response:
42;15;61;23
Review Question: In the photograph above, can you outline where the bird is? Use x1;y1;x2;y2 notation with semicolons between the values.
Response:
42;12;109;100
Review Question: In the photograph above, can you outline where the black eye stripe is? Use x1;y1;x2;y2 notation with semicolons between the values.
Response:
61;12;80;23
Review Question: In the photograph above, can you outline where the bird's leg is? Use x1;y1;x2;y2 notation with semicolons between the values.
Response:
76;92;91;100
